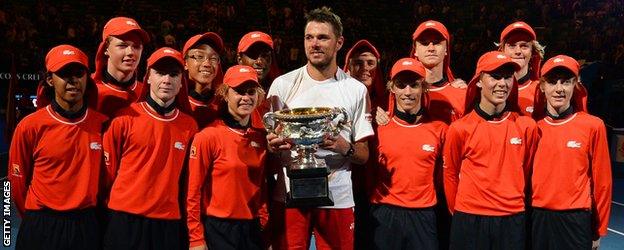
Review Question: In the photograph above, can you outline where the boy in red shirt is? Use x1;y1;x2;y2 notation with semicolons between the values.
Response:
102;48;197;250
9;45;107;249
530;55;612;250
497;21;544;116
370;58;447;250
443;51;538;250
183;32;225;128
93;17;150;117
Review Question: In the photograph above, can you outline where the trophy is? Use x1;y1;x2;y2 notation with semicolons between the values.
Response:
263;107;348;207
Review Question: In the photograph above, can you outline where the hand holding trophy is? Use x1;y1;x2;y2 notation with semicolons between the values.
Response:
264;107;348;207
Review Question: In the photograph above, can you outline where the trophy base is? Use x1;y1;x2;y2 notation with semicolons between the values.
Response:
285;168;334;207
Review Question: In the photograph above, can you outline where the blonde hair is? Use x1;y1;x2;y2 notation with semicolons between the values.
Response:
216;84;266;104
497;39;545;59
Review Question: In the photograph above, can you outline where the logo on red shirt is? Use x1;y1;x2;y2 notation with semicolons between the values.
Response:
11;164;21;177
510;137;522;145
422;144;435;152
566;140;581;148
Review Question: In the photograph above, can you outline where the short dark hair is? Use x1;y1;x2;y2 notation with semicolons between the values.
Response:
305;6;343;38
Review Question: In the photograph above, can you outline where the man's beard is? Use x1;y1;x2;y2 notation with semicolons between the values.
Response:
309;56;333;71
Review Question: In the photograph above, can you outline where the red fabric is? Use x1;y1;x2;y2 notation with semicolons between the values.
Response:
186;119;267;247
8;106;107;216
103;102;198;219
238;31;273;53
443;111;538;216
426;82;466;124
188;96;220;129
531;112;612;236
271;203;354;250
95;79;143;117
371;116;447;208
517;79;539;116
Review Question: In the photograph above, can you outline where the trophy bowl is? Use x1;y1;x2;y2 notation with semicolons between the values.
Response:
264;107;348;207
264;107;347;146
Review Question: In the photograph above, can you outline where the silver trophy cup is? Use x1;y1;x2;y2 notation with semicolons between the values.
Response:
264;107;348;207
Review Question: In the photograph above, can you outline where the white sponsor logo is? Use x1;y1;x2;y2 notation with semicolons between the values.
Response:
567;141;581;148
510;137;522;145
422;144;435;152
497;54;507;59
402;60;413;66
554;58;564;63
525;106;534;113
62;50;76;55
90;142;102;150
251;33;261;38
126;20;137;26
163;49;174;54
174;142;185;150
239;67;251;73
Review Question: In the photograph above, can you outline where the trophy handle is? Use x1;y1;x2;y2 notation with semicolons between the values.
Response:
328;107;349;136
263;112;276;133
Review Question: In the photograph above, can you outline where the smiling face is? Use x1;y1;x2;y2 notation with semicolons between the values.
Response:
225;81;260;120
391;71;425;114
47;63;88;109
304;21;343;69
348;51;378;87
541;68;577;114
478;65;515;110
148;61;183;105
106;33;144;75
185;44;220;87
238;43;273;82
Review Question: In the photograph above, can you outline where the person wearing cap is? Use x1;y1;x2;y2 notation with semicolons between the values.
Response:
102;47;197;250
530;55;611;250
183;32;225;128
342;39;386;250
344;39;387;112
93;16;150;118
377;20;466;126
9;45;107;249
369;58;447;250
237;31;280;92
186;65;267;250
266;7;374;250
236;31;280;248
443;51;538;250
497;21;545;116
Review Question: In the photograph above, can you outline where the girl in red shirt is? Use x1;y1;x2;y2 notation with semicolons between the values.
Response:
187;65;267;250
9;45;107;250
